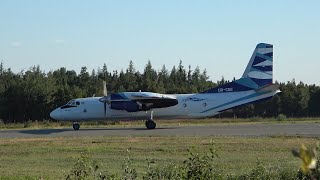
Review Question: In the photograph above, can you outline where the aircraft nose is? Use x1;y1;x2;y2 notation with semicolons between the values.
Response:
50;108;61;120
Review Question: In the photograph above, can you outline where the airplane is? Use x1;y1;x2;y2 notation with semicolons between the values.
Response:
50;43;280;130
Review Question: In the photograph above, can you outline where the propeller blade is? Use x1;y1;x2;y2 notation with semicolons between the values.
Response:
103;81;107;96
104;102;107;118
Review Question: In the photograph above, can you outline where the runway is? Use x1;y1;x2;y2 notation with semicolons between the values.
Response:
1;122;320;138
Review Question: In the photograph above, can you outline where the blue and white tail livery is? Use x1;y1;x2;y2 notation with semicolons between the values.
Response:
242;43;273;87
203;43;274;93
50;43;280;130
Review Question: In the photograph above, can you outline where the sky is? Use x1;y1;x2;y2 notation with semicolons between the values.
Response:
0;0;319;84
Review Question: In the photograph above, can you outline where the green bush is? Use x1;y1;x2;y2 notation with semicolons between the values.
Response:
65;152;116;180
277;114;287;121
0;119;4;128
143;161;183;180
23;120;32;128
122;156;137;180
142;143;222;180
227;162;297;180
118;147;137;180
65;143;318;180
182;146;222;180
249;116;263;122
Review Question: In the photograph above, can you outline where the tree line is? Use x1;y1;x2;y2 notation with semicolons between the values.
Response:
0;61;319;123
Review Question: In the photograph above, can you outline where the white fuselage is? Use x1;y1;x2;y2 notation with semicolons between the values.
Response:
50;89;279;122
49;43;278;125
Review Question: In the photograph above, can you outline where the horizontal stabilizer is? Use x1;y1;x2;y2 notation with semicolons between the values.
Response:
255;84;280;93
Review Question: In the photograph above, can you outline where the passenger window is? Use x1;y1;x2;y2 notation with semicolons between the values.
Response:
76;101;80;106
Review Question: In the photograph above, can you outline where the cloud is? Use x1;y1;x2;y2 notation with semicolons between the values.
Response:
10;41;22;47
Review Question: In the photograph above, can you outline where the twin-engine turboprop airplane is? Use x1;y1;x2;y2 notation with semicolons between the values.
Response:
50;43;280;130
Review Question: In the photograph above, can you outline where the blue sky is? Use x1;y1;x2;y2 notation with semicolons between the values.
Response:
0;0;319;84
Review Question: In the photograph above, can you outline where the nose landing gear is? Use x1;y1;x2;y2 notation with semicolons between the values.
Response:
73;122;80;130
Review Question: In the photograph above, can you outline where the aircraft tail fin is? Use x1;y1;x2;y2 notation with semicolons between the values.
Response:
242;43;273;87
202;43;274;93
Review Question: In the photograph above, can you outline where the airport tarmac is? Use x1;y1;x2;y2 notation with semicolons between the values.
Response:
0;122;320;138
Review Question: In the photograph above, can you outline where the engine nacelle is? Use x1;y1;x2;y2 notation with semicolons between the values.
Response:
139;103;153;111
110;101;155;112
110;101;140;112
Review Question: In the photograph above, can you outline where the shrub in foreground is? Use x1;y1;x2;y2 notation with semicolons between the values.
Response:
65;143;320;180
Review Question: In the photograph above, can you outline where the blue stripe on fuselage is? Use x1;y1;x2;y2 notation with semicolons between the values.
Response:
201;91;268;113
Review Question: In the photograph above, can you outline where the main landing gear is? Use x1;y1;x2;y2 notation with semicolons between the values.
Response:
71;112;156;130
145;110;156;129
73;122;80;130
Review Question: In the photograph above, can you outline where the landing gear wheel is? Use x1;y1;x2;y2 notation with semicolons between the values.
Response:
145;120;156;129
73;123;80;130
145;110;156;129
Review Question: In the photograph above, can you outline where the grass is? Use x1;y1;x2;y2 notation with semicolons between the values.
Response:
0;135;319;179
1;117;320;130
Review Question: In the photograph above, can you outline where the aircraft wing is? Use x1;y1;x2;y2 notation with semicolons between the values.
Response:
110;92;178;112
130;92;176;99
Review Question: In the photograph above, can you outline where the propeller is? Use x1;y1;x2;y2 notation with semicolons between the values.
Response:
99;81;111;118
103;81;107;96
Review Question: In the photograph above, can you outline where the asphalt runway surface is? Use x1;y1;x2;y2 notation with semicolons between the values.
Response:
1;122;320;138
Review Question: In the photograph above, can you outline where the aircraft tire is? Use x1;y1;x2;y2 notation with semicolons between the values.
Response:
73;123;80;130
145;120;156;129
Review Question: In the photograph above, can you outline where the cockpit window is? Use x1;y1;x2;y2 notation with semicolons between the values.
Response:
61;100;80;109
67;100;74;105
